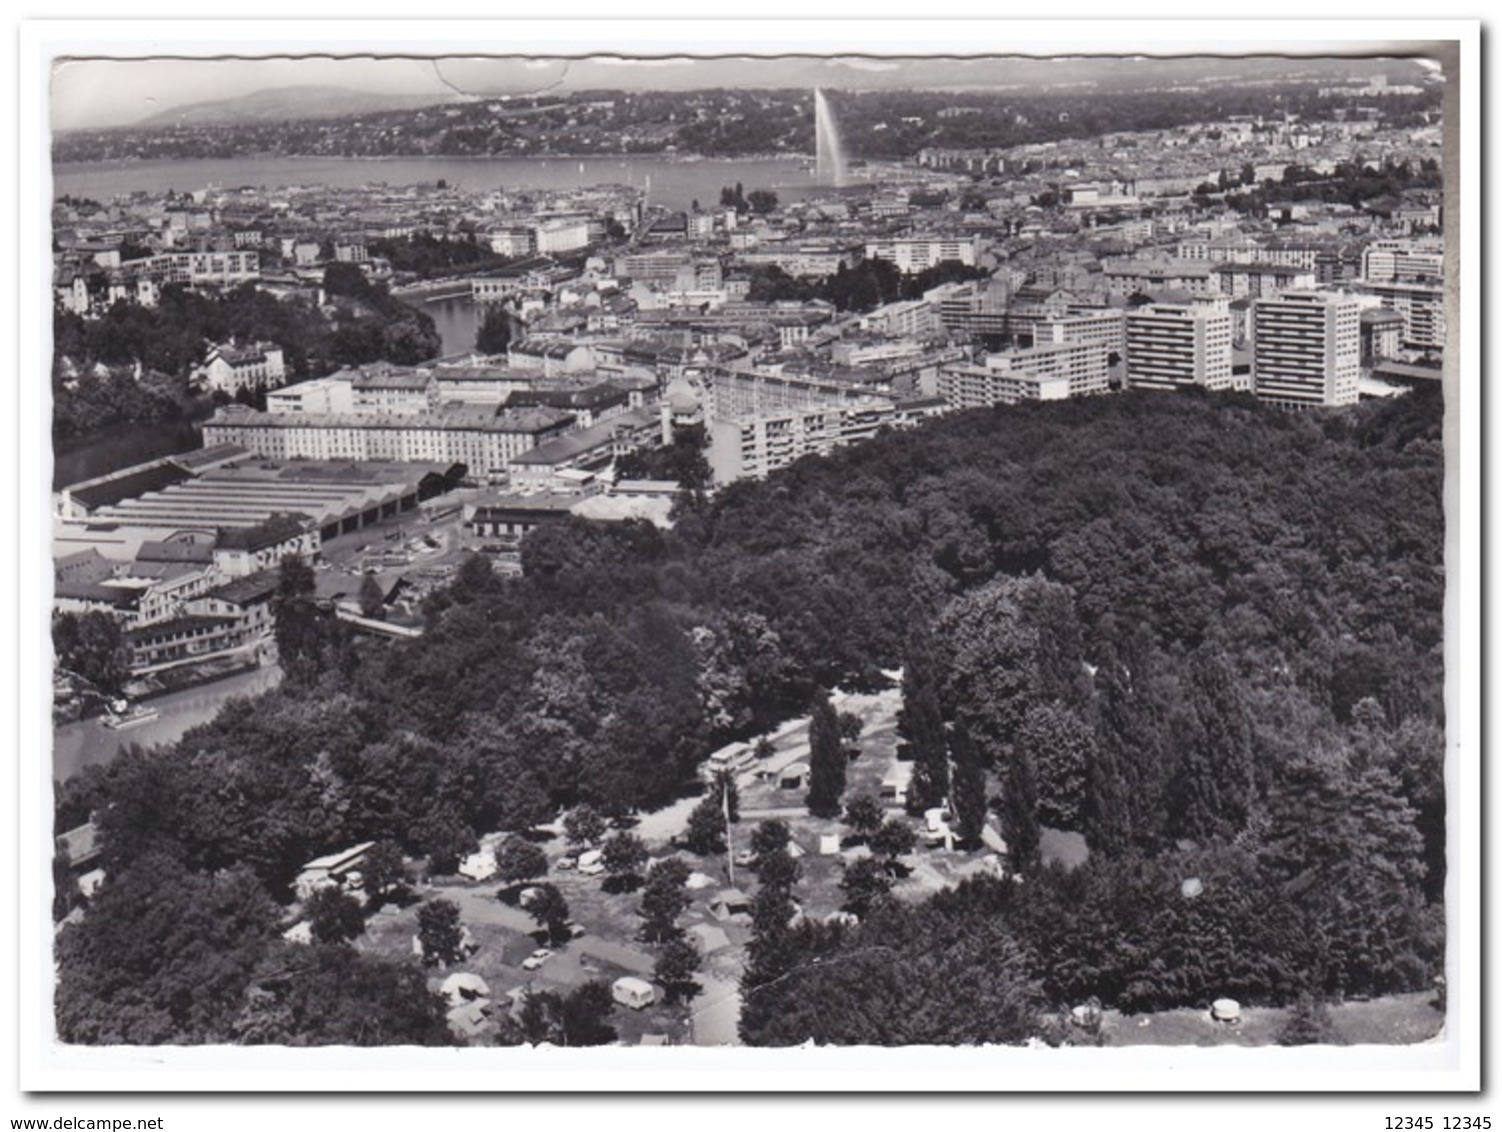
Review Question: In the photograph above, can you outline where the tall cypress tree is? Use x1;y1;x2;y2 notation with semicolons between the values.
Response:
1000;743;1040;871
806;691;846;818
1168;645;1255;842
950;722;990;848
898;623;949;815
1092;637;1170;851
1085;714;1131;857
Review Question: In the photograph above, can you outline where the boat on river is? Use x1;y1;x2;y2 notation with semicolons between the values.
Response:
100;701;161;731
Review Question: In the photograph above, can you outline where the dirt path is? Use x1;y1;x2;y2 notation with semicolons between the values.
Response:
691;973;743;1047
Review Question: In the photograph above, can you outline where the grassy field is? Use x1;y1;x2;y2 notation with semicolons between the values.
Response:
1099;992;1445;1047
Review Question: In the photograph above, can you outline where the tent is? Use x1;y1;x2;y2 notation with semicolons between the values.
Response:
458;850;498;881
980;824;1009;855
446;1000;494;1038
441;972;492;1008
779;763;810;789
710;888;753;922
688;922;732;954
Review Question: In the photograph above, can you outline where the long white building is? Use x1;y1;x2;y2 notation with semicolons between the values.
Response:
864;235;979;274
1361;239;1444;283
937;364;1073;409
201;403;575;482
982;339;1111;399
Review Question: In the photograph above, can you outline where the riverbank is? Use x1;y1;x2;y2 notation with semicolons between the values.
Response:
52;154;831;215
389;278;475;300
53;663;283;782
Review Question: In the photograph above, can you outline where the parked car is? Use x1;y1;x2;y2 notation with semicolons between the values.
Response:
577;849;605;876
522;948;554;971
555;856;577;871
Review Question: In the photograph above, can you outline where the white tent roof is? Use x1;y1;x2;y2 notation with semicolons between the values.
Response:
441;972;492;998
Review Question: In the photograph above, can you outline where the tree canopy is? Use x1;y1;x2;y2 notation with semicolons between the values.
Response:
56;386;1446;1044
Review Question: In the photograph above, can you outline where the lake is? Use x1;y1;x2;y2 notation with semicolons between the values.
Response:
51;154;826;214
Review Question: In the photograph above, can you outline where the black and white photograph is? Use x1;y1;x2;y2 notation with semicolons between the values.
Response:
12;16;1483;1110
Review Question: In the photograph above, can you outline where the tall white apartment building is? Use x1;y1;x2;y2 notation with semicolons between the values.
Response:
1250;291;1361;409
1125;302;1236;392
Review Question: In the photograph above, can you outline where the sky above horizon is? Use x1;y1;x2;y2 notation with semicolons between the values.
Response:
50;51;1439;131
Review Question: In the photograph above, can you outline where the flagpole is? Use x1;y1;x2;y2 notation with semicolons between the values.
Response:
722;772;735;888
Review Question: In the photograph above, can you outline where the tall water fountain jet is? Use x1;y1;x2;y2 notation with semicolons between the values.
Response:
814;89;847;188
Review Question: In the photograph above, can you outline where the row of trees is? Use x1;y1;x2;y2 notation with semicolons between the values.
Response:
717;183;780;215
368;234;515;280
53;275;441;441
1223;157;1444;216
744;258;989;315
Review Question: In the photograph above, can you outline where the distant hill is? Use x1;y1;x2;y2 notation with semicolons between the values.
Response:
137;85;462;128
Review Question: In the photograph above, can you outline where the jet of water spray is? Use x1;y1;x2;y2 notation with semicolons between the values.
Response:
814;89;847;188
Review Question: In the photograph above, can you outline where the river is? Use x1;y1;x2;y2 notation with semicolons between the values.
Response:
53;664;283;782
405;292;484;358
52;417;205;492
52;154;826;215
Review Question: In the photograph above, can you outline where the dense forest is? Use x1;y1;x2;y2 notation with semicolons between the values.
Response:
53;387;1446;1044
52;276;441;441
52;81;1441;164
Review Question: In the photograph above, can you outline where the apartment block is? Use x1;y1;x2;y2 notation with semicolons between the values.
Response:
864;235;979;274
1250;291;1361;408
1355;278;1447;350
1361;239;1444;283
709;400;900;484
983;339;1111;399
1125;303;1236;392
1039;309;1128;358
937;363;1072;409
